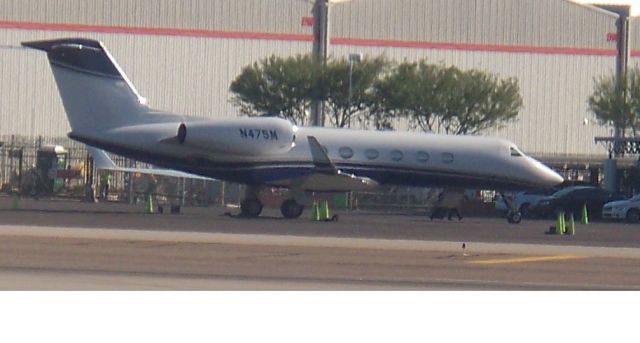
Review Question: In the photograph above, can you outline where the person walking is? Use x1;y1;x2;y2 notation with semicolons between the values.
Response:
100;173;112;199
431;188;465;221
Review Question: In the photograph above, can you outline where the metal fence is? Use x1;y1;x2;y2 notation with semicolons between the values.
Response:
0;135;242;207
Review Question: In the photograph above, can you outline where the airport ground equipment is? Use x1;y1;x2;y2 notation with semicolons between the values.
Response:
35;144;68;194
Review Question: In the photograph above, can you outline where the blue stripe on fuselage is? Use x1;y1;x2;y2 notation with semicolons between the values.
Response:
71;133;538;190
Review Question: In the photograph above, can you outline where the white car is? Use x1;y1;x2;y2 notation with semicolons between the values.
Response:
495;191;552;217
602;194;640;223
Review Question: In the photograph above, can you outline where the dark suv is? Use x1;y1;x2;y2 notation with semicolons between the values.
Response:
532;186;624;220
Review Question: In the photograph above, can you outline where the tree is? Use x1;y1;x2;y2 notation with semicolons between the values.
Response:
438;69;522;135
375;61;447;132
229;55;320;125
322;56;389;128
588;68;640;136
377;61;522;134
230;54;522;135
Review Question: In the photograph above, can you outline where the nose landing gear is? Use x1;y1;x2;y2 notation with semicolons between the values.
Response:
501;192;522;224
506;210;522;224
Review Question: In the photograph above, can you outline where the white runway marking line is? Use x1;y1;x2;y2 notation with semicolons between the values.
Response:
468;255;587;265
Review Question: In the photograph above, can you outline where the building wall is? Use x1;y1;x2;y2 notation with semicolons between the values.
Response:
0;0;630;159
334;0;616;49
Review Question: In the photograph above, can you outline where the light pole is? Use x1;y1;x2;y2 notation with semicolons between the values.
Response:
311;0;330;127
347;53;362;128
310;0;352;127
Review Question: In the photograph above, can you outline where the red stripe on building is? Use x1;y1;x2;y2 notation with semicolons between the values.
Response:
0;20;313;42
1;20;633;57
332;37;618;56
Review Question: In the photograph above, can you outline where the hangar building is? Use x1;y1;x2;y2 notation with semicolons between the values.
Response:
1;0;638;164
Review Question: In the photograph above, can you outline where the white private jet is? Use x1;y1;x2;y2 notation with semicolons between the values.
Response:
22;38;563;222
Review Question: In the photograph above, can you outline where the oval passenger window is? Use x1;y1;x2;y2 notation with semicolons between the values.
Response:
415;151;430;163
391;150;403;161
365;149;379;160
441;152;454;164
339;147;353;159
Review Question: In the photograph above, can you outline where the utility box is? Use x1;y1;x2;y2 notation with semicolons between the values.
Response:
36;144;68;194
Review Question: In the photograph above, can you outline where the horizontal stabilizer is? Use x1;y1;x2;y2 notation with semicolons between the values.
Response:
87;147;118;169
86;146;213;180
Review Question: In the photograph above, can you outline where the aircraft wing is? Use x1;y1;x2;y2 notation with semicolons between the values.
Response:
293;137;378;192
87;147;214;181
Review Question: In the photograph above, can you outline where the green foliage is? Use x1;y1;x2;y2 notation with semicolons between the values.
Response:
230;54;523;134
588;68;640;135
439;69;522;135
374;61;446;132
230;55;320;125
323;56;389;128
376;62;521;134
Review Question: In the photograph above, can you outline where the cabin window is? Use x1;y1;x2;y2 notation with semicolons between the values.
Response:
390;150;404;161
415;151;430;163
339;147;353;159
510;146;523;157
365;149;379;160
441;152;454;164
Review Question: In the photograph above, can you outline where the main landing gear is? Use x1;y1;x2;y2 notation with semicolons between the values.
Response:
240;198;263;217
239;186;305;219
240;186;263;217
280;198;305;219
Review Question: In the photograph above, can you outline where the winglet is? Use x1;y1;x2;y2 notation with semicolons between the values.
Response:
307;136;337;174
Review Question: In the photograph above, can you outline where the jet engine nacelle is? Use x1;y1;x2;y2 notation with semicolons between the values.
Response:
176;117;296;155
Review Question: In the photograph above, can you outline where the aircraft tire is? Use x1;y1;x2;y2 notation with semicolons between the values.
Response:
507;211;522;224
240;198;263;217
281;198;304;219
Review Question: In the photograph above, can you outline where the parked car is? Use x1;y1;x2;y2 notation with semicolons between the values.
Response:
531;186;624;220
495;191;554;218
602;194;640;223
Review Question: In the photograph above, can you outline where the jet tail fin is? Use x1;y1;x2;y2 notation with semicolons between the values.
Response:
22;38;147;135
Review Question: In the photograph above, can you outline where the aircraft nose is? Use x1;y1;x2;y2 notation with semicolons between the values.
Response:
545;168;564;187
527;157;563;187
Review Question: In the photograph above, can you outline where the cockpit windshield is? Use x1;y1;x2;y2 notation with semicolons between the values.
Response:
510;146;524;157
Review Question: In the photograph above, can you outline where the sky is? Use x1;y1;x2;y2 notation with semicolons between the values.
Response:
571;0;640;15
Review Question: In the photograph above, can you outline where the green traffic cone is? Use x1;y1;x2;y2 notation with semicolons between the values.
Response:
311;201;319;221
147;194;154;214
322;200;331;221
567;213;575;235
581;204;589;225
556;211;565;235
